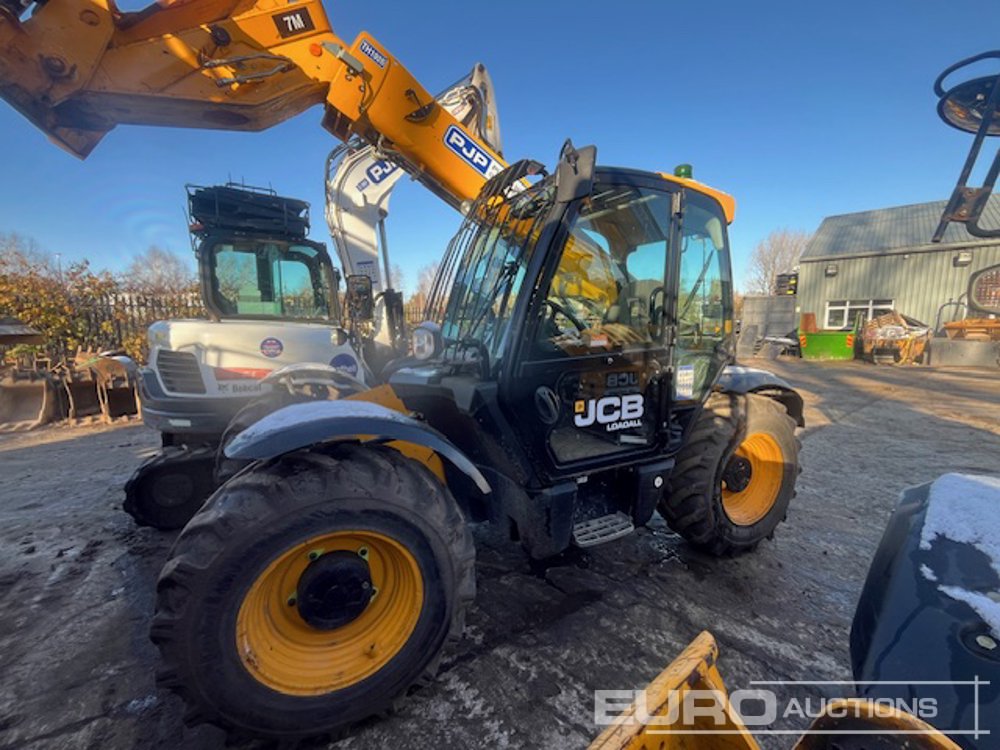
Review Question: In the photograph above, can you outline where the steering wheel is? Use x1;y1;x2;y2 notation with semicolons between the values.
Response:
543;298;587;333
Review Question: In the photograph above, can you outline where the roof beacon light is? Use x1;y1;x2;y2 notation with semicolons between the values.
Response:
674;164;693;179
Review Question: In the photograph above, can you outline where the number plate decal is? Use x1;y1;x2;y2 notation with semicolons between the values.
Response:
272;7;315;38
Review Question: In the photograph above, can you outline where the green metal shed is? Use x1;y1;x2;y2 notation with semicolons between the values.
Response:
798;198;1000;332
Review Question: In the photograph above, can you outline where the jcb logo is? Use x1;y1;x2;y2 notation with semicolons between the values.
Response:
607;372;638;388
444;125;503;178
574;394;644;432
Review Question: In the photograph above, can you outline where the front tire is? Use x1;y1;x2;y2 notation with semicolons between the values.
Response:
150;445;475;739
660;392;799;556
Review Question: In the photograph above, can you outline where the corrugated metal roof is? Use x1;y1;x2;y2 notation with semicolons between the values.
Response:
0;317;43;345
802;196;1000;260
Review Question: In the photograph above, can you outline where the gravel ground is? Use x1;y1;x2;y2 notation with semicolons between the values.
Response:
0;360;998;750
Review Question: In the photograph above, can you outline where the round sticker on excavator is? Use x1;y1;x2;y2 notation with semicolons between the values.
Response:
329;353;359;377
260;337;284;358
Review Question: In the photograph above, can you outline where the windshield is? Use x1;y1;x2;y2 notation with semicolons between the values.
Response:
435;179;555;362
533;185;673;356
205;239;335;321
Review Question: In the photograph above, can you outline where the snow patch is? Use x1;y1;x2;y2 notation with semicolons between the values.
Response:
939;586;1000;640
919;473;1000;637
125;694;158;714
919;473;1000;576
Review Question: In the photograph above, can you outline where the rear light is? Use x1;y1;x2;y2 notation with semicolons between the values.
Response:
213;367;273;381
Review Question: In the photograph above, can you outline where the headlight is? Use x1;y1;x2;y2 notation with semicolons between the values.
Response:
411;321;441;361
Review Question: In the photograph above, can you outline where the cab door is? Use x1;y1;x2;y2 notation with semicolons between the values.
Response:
672;192;735;406
503;176;678;480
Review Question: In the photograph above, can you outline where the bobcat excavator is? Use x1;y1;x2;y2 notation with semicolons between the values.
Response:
123;66;503;530
2;1;954;747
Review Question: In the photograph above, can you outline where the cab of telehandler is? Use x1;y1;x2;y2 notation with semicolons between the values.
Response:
382;146;792;557
404;156;730;450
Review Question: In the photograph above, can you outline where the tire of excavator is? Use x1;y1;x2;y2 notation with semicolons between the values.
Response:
123;444;219;530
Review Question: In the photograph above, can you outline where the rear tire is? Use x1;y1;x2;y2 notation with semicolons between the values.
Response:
151;445;475;739
660;392;799;556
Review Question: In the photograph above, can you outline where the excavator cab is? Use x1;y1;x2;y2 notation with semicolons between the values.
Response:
188;183;340;324
199;235;339;322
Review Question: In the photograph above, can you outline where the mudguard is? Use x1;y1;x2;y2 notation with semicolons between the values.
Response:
716;365;804;427
850;475;1000;747
224;400;491;494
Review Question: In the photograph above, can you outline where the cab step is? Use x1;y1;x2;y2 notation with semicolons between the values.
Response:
572;512;635;548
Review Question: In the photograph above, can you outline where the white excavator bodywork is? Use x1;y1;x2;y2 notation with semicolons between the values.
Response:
140;65;504;437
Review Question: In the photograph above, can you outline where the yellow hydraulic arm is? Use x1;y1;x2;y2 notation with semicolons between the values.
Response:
0;0;507;207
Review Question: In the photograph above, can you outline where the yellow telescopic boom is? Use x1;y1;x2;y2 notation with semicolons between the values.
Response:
0;0;507;207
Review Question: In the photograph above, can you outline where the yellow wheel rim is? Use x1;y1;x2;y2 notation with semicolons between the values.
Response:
235;530;423;696
721;433;785;526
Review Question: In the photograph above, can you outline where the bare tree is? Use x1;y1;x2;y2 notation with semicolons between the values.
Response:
0;232;53;274
745;229;811;295
388;263;406;295
402;261;439;309
122;246;196;295
417;262;440;298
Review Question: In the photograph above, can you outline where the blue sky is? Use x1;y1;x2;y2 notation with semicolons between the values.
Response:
2;0;1000;292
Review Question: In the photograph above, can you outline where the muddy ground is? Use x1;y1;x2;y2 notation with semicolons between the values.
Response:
1;360;998;750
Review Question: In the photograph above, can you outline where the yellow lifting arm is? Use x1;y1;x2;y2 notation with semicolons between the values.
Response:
0;0;507;207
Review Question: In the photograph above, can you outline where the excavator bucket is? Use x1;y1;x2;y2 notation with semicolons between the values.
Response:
792;699;961;750
0;317;62;431
64;351;138;424
0;370;61;431
587;631;761;750
588;632;962;750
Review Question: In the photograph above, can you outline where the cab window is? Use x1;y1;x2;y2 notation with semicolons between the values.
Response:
675;194;733;401
534;185;671;356
210;241;332;320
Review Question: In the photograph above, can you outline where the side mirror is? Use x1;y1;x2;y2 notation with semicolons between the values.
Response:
345;274;375;321
968;264;1000;315
555;139;596;204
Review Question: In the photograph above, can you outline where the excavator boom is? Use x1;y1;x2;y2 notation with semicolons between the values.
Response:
0;0;506;207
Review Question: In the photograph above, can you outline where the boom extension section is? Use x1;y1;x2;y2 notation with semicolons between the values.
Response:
0;0;506;207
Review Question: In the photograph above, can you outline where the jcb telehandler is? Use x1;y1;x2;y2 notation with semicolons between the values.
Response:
146;146;804;737
0;0;804;739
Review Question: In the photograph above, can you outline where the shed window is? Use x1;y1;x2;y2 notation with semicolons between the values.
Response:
824;299;894;329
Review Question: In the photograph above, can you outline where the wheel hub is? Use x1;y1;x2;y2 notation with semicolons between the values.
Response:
722;455;753;493
296;550;373;630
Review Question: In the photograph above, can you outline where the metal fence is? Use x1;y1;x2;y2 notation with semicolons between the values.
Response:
33;295;430;363
77;295;428;359
79;292;205;359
